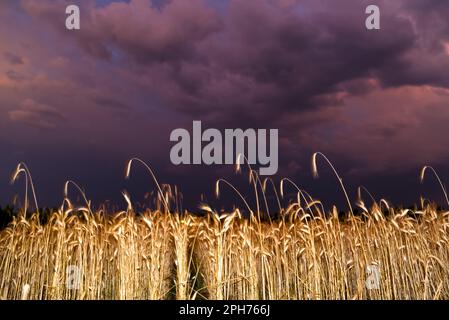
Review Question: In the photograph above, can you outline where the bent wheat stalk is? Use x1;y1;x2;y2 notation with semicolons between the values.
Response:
125;158;170;212
312;152;353;215
420;166;449;208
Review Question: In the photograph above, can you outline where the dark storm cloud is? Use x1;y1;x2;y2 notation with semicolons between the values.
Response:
16;0;449;123
1;0;449;208
60;0;448;128
3;52;24;65
93;97;131;111
8;99;67;129
5;70;26;82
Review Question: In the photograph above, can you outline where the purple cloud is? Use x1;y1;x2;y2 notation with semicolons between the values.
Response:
8;99;66;129
1;0;449;207
3;52;24;65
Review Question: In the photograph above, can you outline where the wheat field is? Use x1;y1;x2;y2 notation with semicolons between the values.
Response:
1;157;449;300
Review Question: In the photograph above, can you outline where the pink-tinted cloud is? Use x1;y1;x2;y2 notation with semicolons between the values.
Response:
8;99;66;129
3;52;24;65
295;86;449;173
1;0;449;207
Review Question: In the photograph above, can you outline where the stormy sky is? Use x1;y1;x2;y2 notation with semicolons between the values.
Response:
1;0;449;211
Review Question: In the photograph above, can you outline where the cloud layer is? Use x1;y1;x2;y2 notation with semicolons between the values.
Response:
1;0;449;208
